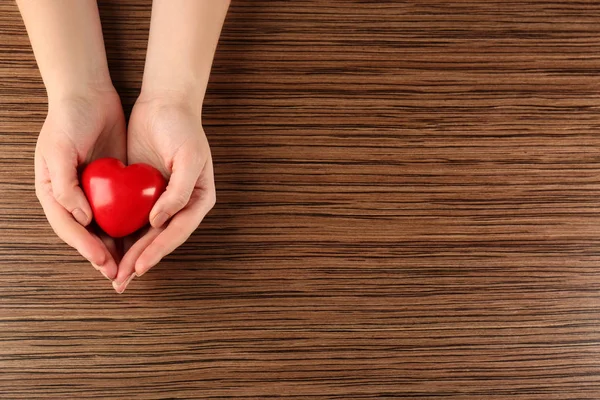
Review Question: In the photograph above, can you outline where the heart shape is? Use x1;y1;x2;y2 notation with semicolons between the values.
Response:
82;158;167;238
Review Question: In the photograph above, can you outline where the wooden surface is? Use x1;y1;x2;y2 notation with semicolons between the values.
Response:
3;0;600;398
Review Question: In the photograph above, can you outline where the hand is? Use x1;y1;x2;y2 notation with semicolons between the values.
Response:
113;94;216;293
35;89;126;280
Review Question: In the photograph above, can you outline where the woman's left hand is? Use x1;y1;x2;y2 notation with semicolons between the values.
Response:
112;93;216;293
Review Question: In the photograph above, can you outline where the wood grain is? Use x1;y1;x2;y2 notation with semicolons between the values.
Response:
3;0;600;398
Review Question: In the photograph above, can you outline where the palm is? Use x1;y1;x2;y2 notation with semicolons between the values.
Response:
127;99;205;175
41;92;126;163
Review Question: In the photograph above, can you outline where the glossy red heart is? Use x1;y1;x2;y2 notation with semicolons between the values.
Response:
81;158;167;238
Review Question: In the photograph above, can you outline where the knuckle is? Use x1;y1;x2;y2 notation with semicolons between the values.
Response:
52;186;74;209
51;178;81;209
170;192;191;211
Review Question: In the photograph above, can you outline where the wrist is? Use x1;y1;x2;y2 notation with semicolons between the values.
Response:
140;66;208;114
45;71;115;106
47;84;120;115
137;86;204;117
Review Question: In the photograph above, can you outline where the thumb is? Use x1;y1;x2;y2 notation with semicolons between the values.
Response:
45;151;92;226
149;156;201;229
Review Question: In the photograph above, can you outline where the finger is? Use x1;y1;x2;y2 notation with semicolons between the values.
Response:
43;146;92;226
114;225;151;285
90;234;118;281
38;188;117;280
97;232;123;265
135;187;216;277
149;155;202;229
113;227;163;294
36;150;117;281
111;227;149;292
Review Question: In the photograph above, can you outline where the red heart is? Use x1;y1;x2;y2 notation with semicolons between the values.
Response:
81;158;167;238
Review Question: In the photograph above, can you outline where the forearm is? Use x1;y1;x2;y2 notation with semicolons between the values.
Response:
141;0;230;109
16;0;113;102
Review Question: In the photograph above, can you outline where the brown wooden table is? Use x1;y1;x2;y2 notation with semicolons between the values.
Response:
2;1;600;398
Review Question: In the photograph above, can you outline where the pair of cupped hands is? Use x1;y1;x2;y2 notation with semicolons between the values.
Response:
36;87;216;293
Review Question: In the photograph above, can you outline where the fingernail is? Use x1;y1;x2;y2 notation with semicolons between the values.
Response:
135;266;148;278
100;269;112;281
152;212;169;228
135;258;159;278
73;208;90;226
91;263;112;281
113;274;135;294
112;280;124;294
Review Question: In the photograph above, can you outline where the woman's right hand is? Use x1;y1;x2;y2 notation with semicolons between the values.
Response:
34;88;127;281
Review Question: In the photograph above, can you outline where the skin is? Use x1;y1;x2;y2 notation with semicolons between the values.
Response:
17;0;126;281
16;0;229;293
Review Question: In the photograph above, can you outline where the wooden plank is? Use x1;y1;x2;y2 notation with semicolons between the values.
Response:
2;1;600;398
